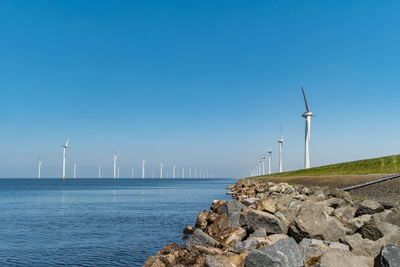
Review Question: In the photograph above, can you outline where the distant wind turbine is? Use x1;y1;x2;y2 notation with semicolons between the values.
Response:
301;87;315;169
142;160;145;179
182;167;184;179
74;163;77;179
118;166;120;178
38;158;43;179
267;148;272;175
98;164;102;178
113;153;119;179
277;129;284;173
61;138;69;179
132;167;134;178
262;155;266;175
160;162;163;179
172;165;176;179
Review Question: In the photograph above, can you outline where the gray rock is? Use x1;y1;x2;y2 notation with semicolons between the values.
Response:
332;205;357;221
219;199;245;215
242;197;260;207
359;217;384;241
384;206;400;227
245;237;304;267
185;229;219;249
320;248;373;267
240;209;288;234
289;202;346;242
375;244;400;267
234;238;262;253
347;214;371;232
249;227;267;238
355;200;384;216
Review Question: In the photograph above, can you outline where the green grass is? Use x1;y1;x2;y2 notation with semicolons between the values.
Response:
257;154;400;178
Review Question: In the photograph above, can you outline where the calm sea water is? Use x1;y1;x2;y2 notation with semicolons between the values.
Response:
0;178;236;266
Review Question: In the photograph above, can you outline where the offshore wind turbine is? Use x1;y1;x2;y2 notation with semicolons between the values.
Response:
142;160;145;179
73;163;77;179
132;168;134;178
182;167;184;179
160;162;163;179
267;148;272;175
301;87;315;169
98;164;102;178
113;153;118;179
38;158;43;179
61;138;69;179
277;132;284;173
172;165;176;178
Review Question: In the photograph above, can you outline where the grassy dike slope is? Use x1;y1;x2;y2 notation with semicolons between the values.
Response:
246;154;400;189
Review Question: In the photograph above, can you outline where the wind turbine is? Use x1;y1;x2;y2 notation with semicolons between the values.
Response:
142;160;145;179
160;162;163;179
98;164;102;178
262;155;266;175
118;166;120;178
301;87;315;169
73;163;77;179
38;158;43;179
132;168;134;178
277;129;284;173
113;153;119;179
62;138;69;179
182;167;185;179
267;148;272;175
172;165;176;178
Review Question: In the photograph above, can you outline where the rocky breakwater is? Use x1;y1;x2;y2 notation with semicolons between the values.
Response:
144;179;400;267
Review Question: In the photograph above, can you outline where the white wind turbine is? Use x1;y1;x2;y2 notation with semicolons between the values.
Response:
38;158;43;179
267;148;272;175
160;162;163;179
113;153;119;179
172;165;176;179
182;167;185;179
62;138;69;179
262;155;266;175
142;160;145;179
98;164;102;179
277;130;284;173
74;163;77;179
132;167;134;178
301;87;315;169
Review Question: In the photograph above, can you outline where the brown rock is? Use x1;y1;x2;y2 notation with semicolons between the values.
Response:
256;199;277;214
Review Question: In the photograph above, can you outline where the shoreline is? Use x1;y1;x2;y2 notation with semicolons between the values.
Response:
144;177;400;266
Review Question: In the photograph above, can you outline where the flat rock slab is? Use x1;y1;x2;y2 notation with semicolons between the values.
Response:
356;200;384;216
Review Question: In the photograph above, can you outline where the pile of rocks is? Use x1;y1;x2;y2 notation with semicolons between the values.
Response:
144;180;400;267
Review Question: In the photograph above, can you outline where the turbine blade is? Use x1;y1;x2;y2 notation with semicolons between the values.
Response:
65;138;69;147
301;87;310;112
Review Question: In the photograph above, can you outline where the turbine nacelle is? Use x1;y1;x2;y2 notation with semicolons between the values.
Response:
277;138;284;144
302;111;313;118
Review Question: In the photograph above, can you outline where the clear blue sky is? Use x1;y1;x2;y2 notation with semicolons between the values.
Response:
1;1;400;178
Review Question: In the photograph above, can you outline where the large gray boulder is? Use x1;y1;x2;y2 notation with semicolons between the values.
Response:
240;209;288;234
219;199;245;215
355;199;384;216
245;237;304;267
320;248;373;267
185;229;219;249
289;202;346;242
375;244;400;267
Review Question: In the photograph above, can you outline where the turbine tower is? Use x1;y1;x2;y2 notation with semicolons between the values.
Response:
73;163;77;179
182;167;184;179
267;148;272;175
62;138;69;179
277;133;284;173
38;158;43;179
301;87;315;169
172;165;176;178
160;162;163;179
142;160;145;179
262;155;266;175
132;168;134;178
98;164;102;178
113;153;118;179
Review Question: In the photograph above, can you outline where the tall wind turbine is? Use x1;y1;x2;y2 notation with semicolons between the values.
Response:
267;148;272;175
277;131;284;173
172;165;176;178
98;164;102;178
160;162;163;179
132;168;134;178
62;138;69;179
113;153;118;179
301;87;315;169
262;155;266;175
142;160;145;179
73;163;77;179
182;167;185;179
38;158;43;179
